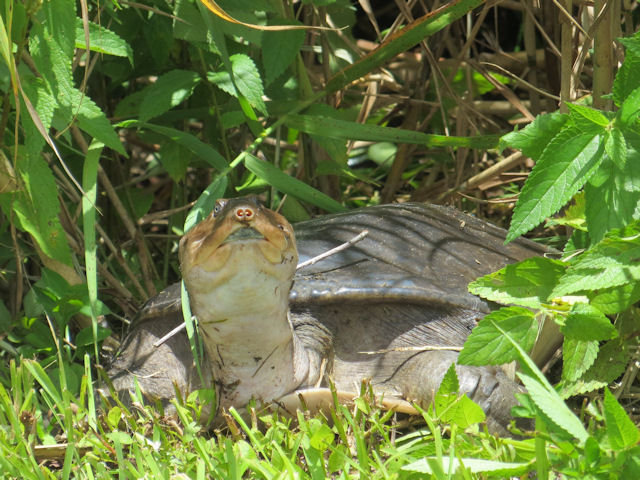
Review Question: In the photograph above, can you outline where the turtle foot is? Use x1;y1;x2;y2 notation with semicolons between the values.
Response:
394;350;529;436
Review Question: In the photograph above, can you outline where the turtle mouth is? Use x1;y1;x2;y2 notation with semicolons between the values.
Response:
223;226;265;243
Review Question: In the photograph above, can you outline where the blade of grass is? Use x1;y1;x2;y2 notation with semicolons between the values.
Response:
286;114;500;149
244;154;346;213
326;0;483;94
82;140;103;361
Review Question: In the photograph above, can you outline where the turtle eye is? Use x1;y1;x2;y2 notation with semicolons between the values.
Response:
213;199;227;216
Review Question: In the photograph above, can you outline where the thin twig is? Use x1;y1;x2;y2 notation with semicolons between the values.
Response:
153;321;190;348
296;229;369;269
360;345;463;355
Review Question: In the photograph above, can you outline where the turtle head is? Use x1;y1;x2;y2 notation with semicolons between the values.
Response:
179;196;297;285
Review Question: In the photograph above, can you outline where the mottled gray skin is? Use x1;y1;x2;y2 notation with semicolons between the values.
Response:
107;203;548;434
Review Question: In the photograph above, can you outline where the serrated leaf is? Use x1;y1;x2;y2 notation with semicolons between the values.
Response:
618;85;640;128
173;0;209;43
613;43;640;106
560;341;629;397
139;70;201;122
561;337;598;382
589;282;640;314
458;307;537;366
567;103;610;128
619;35;640;57
584;148;640;243
437;393;485;429
433;365;483;429
436;363;459;396
403;457;530;475
468;257;566;308
243;154;346;213
30;7;125;155
500;112;568;159
561;303;617;341
75;18;132;61
546;191;587;230
262;21;305;85
20;75;56;156
74;87;126;155
552;221;640;296
518;373;589;443
507;126;605;242
208;55;267;116
605;128;627;172
604;387;640;450
13;155;72;265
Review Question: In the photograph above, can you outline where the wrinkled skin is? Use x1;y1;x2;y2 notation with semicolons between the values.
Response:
107;198;549;435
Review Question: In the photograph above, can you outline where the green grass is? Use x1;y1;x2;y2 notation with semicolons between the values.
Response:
0;357;540;479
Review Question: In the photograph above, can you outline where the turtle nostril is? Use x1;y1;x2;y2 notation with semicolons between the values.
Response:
235;207;254;221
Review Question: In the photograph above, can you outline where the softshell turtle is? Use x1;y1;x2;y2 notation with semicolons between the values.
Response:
107;197;548;434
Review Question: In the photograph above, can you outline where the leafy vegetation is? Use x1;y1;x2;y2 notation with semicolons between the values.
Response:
0;0;639;477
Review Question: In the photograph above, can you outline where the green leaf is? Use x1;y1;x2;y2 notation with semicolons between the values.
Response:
262;21;305;85
158;141;192;182
618;85;640;128
567;103;610;128
561;341;629;397
184;176;229;232
13;155;72;265
518;373;589;443
82;140;103;360
122;121;228;171
74;87;126;155
434;364;485;429
173;0;209;43
552;221;640;296
243;154;346;213
604;387;640;450
613;39;640;106
561;303;617;341
458;307;537;366
588;282;640;314
468;257;566;308
75;325;111;347
24;359;63;406
585;154;640;244
561;338;598;382
286;114;500;149
436;363;459;396
500;112;568;159
75;18;132;61
619;34;640;58
209;54;266;115
403;458;530;476
507;125;605;242
20;74;56;157
438;394;485;429
139;70;201;122
604;127;627;169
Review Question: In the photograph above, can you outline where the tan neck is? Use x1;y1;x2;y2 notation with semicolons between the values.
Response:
184;244;308;409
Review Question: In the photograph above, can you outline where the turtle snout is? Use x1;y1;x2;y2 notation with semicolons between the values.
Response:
234;204;256;223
